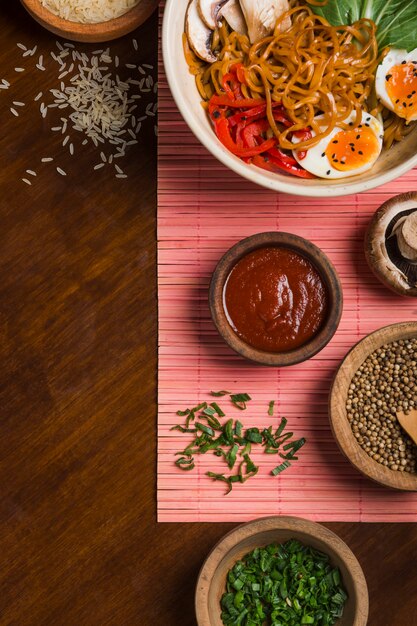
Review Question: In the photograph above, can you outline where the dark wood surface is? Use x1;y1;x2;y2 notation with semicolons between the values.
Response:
0;5;416;626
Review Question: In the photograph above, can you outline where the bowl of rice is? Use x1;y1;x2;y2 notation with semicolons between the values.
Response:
21;0;158;42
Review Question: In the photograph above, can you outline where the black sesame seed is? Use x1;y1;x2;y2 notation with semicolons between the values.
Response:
327;170;331;175
403;102;407;107
396;99;400;103
332;140;338;144
402;60;407;64
321;152;325;157
408;94;413;98
358;150;363;155
386;74;392;80
356;134;361;139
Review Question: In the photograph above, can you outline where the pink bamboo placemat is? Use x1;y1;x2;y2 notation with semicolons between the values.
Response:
157;6;417;522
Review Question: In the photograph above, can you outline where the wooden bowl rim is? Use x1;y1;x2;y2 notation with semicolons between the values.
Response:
329;321;417;491
195;515;369;626
209;232;343;367
20;0;157;41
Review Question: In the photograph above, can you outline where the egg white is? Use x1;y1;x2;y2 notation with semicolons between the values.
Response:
375;47;417;122
291;112;384;179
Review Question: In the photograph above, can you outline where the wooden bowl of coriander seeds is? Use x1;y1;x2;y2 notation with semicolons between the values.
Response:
330;322;417;491
21;0;159;43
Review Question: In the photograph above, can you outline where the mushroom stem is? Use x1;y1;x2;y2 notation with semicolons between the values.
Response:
394;212;417;262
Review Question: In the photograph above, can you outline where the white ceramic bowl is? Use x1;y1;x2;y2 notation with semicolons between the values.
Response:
162;0;417;197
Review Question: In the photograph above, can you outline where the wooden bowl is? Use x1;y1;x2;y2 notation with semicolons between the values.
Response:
20;0;158;43
330;321;417;491
195;516;369;626
209;232;343;367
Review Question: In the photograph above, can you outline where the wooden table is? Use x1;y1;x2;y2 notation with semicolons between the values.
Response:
0;5;416;626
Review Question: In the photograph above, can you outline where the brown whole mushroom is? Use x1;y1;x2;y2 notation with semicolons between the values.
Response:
365;192;417;297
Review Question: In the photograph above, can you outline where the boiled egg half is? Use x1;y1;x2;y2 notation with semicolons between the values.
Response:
376;48;417;123
292;112;384;179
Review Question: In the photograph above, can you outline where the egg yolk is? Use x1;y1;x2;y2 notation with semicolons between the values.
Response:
325;126;380;172
386;62;417;120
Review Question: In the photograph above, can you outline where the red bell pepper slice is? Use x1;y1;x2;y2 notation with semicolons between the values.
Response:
230;63;247;86
292;128;312;160
215;118;276;157
229;103;287;128
268;147;297;166
243;119;271;148
252;154;315;179
222;71;242;101
210;94;267;108
272;110;293;128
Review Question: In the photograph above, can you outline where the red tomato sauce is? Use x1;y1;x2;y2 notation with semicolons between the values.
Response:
224;247;328;352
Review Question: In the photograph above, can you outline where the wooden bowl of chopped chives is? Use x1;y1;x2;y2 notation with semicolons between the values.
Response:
196;516;368;626
20;0;158;43
330;321;417;491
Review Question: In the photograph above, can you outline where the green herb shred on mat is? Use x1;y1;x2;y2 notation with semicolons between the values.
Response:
172;394;306;493
221;540;348;626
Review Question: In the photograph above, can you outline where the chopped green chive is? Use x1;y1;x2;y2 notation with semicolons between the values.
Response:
221;540;347;625
210;402;225;417
172;394;306;493
230;392;252;410
272;460;291;476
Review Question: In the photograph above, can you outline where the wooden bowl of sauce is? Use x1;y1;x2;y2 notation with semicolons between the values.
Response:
209;232;343;366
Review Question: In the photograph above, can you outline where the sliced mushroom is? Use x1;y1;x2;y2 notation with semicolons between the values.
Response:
198;0;226;30
365;192;417;297
397;212;417;261
186;0;218;63
217;0;247;35
239;0;291;44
